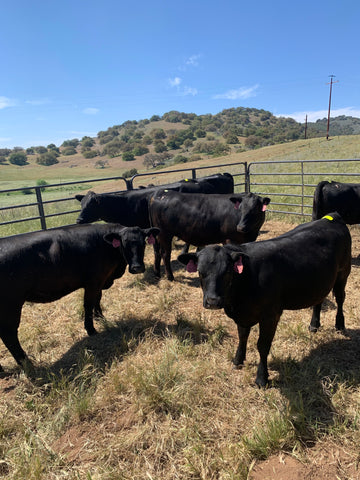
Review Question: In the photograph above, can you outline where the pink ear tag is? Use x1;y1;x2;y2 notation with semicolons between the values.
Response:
262;204;267;212
234;257;243;274
186;259;197;273
112;238;121;248
234;201;240;210
147;234;155;245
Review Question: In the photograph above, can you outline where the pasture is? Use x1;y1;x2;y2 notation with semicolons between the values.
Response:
0;217;360;479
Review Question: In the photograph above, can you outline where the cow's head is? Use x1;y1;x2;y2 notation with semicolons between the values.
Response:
75;191;102;224
178;245;246;309
230;194;270;241
104;226;160;274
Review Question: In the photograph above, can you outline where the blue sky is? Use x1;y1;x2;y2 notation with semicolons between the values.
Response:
1;0;360;149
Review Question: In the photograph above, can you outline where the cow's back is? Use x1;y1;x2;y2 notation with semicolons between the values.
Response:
149;191;243;245
231;213;351;313
312;181;360;224
0;225;125;302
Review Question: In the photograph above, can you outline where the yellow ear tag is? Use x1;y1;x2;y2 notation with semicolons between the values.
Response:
322;215;334;221
185;178;189;181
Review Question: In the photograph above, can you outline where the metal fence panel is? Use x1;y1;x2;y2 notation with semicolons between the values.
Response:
0;162;247;237
1;159;360;236
248;158;360;218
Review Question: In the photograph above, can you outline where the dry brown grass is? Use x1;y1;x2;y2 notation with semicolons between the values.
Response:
1;220;360;479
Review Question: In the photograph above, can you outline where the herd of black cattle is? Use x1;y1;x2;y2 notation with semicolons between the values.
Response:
0;173;359;387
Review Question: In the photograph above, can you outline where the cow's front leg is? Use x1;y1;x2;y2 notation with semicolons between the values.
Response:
256;315;279;388
233;324;251;368
0;304;30;371
83;288;98;335
309;303;322;332
161;236;174;281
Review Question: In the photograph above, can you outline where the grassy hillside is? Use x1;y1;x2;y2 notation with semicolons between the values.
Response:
3;106;360;191
1;134;360;191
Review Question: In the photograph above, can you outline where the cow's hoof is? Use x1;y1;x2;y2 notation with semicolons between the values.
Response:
232;363;243;370
308;325;318;333
255;378;269;389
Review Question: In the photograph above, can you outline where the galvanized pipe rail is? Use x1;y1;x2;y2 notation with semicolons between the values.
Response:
1;158;359;234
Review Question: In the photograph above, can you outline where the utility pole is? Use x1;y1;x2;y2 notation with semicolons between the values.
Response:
304;114;308;139
326;75;339;140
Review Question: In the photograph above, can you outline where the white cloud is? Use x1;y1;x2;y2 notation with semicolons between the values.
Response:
276;107;360;122
83;107;99;115
26;98;51;106
0;96;16;109
181;86;198;96
185;54;201;67
169;77;182;87
213;84;260;100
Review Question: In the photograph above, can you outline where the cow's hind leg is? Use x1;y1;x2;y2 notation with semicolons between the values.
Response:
256;314;280;388
94;291;104;320
333;276;347;331
0;304;30;370
233;325;251;368
309;303;322;332
153;240;161;278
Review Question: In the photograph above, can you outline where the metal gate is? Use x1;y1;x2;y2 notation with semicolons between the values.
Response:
1;158;360;236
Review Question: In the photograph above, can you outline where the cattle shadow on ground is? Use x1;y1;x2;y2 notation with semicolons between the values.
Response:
34;313;214;385
271;328;360;445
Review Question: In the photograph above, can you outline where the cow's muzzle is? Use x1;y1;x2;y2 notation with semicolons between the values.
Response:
128;264;145;274
204;296;223;309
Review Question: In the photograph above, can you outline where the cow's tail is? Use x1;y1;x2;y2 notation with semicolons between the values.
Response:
312;181;329;221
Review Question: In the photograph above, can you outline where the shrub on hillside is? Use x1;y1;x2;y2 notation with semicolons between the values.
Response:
132;145;149;156
62;147;77;156
83;150;98;159
122;151;135;161
36;179;48;191
123;168;138;178
36;151;59;166
9;151;28;166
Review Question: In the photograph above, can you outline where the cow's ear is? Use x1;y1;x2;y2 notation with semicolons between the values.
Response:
262;197;271;207
229;196;243;210
75;194;84;202
230;252;247;274
144;227;160;245
103;233;122;249
178;253;198;273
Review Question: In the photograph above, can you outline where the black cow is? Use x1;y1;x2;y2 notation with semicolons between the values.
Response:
312;180;360;224
149;190;270;281
0;223;159;371
178;213;351;387
131;172;234;194
75;173;234;226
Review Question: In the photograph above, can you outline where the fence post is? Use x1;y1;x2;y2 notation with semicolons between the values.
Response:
191;169;196;180
244;162;250;193
35;186;47;230
301;161;304;216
